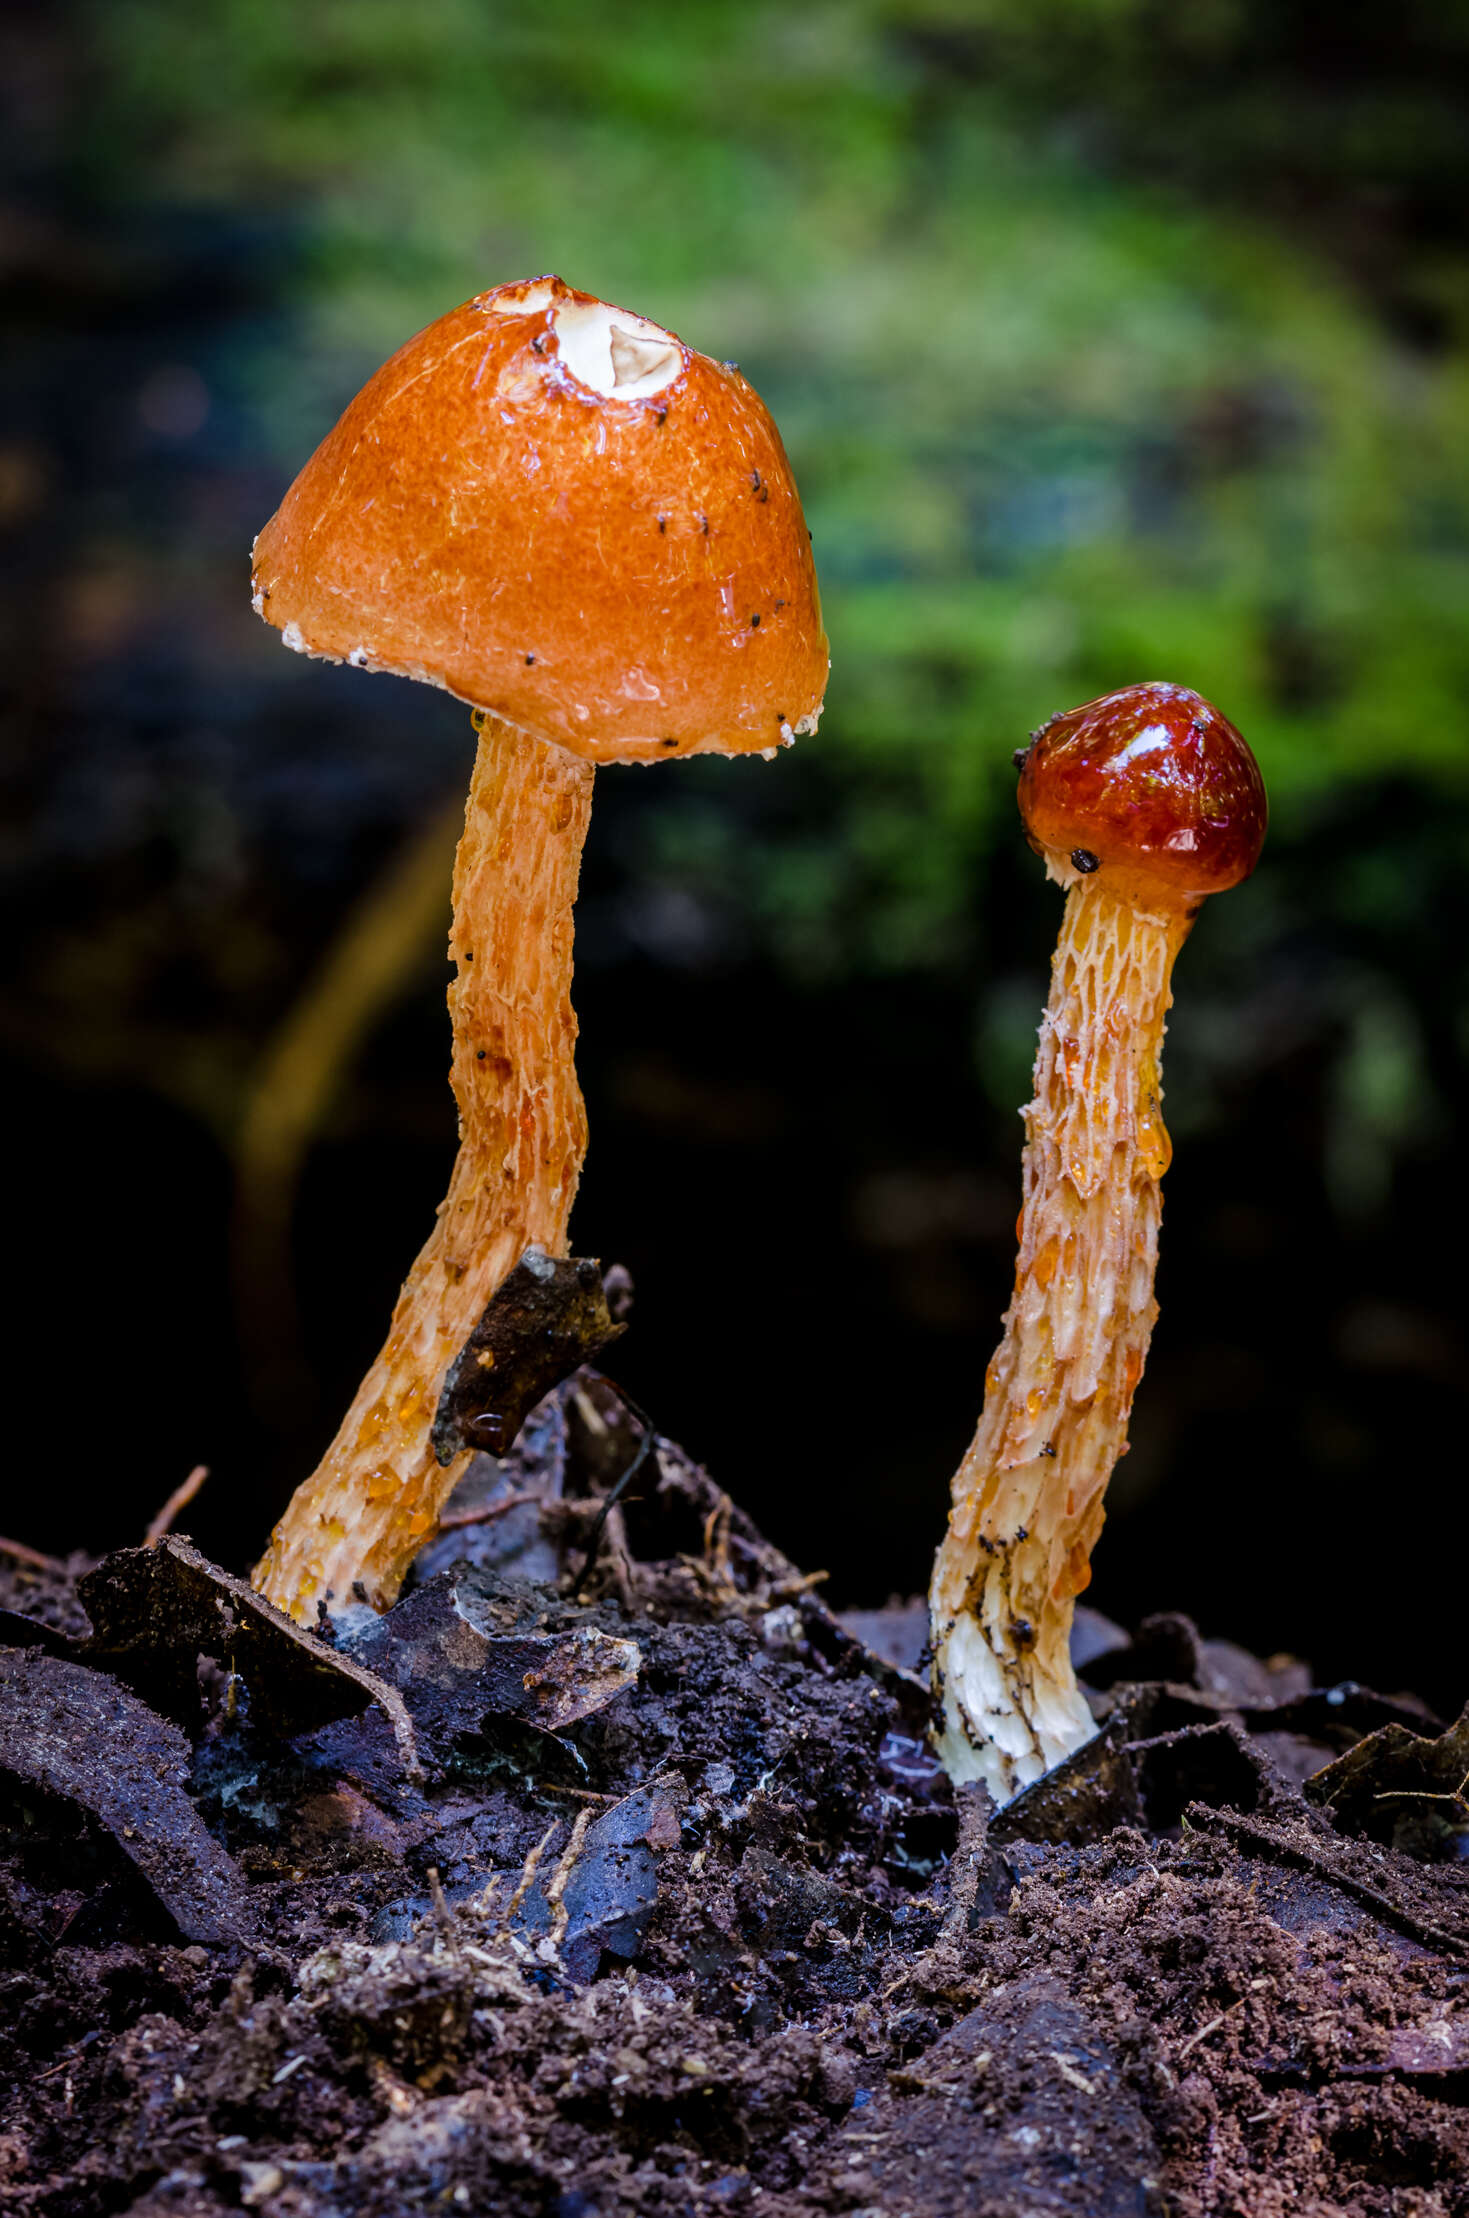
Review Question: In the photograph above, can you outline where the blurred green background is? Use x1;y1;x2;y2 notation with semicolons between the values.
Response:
4;0;1467;1700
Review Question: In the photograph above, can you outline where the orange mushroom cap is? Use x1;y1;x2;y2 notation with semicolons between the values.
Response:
250;275;828;766
1018;681;1267;904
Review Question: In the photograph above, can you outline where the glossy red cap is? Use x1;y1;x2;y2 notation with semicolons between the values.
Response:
1018;681;1267;903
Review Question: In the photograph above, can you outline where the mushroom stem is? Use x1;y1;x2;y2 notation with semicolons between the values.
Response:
254;714;594;1621
930;872;1193;1802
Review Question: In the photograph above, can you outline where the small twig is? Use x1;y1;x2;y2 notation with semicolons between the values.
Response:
505;1822;559;1924
702;1494;732;1584
545;1807;594;1949
0;1535;65;1574
425;1864;464;1965
437;1489;539;1534
942;1781;993;1941
773;1569;829;1597
463;1871;504;1925
1178;1997;1245;2060
143;1464;209;1548
570;1386;609;1437
1050;2050;1098;2095
568;1389;656;1599
38;2030;101;2082
459;1939;518;1972
1373;1768;1469;1814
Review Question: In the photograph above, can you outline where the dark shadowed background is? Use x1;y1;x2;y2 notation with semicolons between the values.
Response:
4;0;1467;1708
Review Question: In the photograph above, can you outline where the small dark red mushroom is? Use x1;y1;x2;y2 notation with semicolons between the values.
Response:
930;682;1266;1801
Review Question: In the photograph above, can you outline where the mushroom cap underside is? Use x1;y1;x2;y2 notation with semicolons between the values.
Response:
1019;680;1267;902
251;275;828;766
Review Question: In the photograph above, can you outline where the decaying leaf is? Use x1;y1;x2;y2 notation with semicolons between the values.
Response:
77;1535;422;1777
346;1567;641;1751
431;1248;627;1464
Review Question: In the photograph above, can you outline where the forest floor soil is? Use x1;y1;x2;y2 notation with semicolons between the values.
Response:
3;1373;1467;2216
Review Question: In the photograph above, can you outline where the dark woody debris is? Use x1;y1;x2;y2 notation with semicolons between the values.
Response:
0;1647;248;1947
1305;1700;1469;1858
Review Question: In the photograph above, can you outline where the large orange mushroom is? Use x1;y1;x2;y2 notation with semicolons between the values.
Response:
250;276;826;1623
930;682;1267;1802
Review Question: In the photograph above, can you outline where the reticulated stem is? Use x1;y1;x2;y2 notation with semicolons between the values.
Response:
930;876;1193;1801
254;716;594;1621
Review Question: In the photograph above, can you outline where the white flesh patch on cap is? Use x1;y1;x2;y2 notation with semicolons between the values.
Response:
609;325;680;389
489;278;559;317
552;300;682;399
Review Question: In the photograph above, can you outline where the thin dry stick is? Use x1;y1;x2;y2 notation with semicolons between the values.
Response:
0;1536;65;1574
437;1490;539;1534
504;1822;560;1924
1178;1997;1246;2061
773;1569;829;1597
702;1494;732;1585
544;1807;594;1950
941;1782;993;1941
143;1465;210;1548
571;1386;609;1438
1372;1769;1469;1814
463;1871;504;1925
425;1864;464;1965
568;1390;656;1600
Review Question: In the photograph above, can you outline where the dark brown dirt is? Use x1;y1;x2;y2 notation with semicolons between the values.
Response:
2;1373;1467;2217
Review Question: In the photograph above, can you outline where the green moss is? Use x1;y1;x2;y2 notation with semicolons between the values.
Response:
86;0;1469;956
